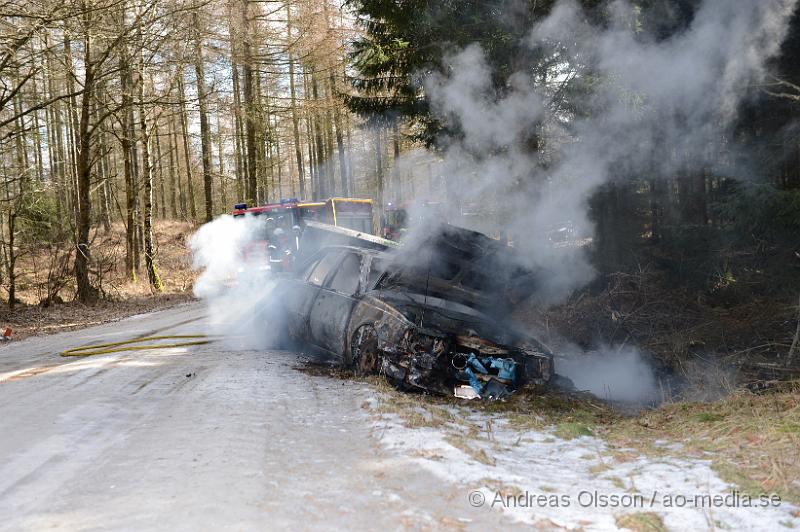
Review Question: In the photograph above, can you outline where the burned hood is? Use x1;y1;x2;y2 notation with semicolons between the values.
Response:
379;222;543;315
368;288;523;346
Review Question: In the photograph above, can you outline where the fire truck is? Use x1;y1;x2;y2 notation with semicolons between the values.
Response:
232;197;374;232
296;198;374;233
231;197;375;270
381;200;444;240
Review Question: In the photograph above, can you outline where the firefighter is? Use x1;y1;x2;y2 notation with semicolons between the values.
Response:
264;217;276;244
268;228;294;271
292;225;303;252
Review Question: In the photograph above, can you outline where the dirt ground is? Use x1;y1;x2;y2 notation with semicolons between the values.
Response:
0;303;522;531
0;220;197;340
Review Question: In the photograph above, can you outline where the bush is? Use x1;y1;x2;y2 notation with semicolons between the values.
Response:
15;186;69;245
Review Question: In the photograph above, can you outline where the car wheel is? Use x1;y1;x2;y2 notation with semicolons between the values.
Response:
350;324;379;375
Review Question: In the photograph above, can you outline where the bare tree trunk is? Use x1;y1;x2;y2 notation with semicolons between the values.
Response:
169;113;186;218
303;69;317;199
63;34;80;219
193;7;214;222
231;59;246;200
154;118;167;219
119;38;137;280
306;113;317;199
93;84;112;233
28;57;45;183
127;63;142;274
321;3;347;197
311;72;327;198
177;72;198;220
7;78;27;309
345;109;354;196
273;114;282;198
322;82;336;196
5;187;16;311
374;127;384;221
166;114;179;218
75;17;97;303
46;35;67;220
286;3;305;198
241;0;257;204
216;108;227;208
331;76;348;197
254;64;268;202
138;40;162;291
392;121;401;202
97;109;112;232
228;2;246;200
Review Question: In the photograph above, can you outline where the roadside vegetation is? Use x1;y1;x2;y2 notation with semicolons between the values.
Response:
0;220;195;339
300;360;800;505
604;383;800;504
380;382;800;503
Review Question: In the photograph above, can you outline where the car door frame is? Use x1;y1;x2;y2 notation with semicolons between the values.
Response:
283;249;345;343
307;251;365;357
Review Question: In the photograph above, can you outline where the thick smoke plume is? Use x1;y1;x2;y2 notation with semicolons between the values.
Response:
409;0;798;401
420;0;797;303
189;215;279;350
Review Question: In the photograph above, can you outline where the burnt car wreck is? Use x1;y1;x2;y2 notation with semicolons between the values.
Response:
277;222;558;399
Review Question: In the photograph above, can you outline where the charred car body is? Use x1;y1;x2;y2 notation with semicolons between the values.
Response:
277;222;556;399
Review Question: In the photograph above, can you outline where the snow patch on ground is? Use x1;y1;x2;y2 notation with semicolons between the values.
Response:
368;400;799;531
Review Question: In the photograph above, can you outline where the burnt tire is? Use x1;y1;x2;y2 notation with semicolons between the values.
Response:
350;324;379;376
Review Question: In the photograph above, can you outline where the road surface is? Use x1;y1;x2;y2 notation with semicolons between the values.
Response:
0;302;515;531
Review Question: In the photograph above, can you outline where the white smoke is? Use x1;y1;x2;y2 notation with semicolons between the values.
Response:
556;345;660;403
189;215;280;349
402;0;798;401
415;0;797;304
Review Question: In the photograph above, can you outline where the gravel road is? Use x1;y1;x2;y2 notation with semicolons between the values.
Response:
0;302;515;531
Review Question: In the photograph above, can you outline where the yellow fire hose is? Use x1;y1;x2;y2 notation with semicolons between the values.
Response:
60;335;213;358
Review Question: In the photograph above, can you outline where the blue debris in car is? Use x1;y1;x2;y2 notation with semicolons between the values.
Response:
457;353;518;398
487;357;517;384
466;353;488;373
463;367;483;395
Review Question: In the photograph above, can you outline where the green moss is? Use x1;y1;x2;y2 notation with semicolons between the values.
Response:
694;412;726;422
554;422;594;439
614;512;666;532
778;422;800;434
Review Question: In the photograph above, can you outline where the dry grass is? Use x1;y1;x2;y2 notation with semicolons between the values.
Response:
299;344;800;505
614;512;666;532
0;220;197;339
510;266;800;502
98;220;197;299
604;383;800;503
461;383;800;504
443;434;496;465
